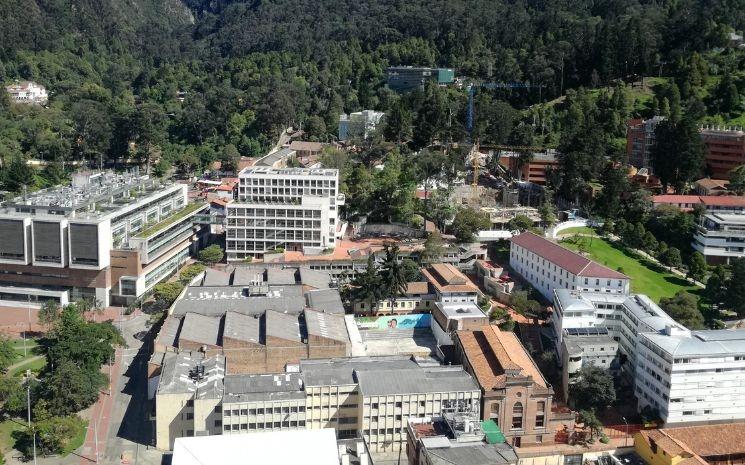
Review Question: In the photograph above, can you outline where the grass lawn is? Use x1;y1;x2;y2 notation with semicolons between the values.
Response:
0;418;26;454
9;356;46;378
62;419;88;456
558;227;598;237
561;235;701;302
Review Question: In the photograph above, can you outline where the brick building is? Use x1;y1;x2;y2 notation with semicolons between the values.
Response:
701;127;745;179
453;325;573;447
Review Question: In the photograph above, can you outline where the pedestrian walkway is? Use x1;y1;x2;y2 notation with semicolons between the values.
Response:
79;350;122;465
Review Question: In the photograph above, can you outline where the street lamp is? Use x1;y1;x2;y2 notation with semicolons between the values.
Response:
622;416;629;447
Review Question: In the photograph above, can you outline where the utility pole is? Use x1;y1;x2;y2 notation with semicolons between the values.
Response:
26;371;31;426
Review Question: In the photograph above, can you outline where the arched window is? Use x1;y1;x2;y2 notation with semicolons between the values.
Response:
511;402;523;429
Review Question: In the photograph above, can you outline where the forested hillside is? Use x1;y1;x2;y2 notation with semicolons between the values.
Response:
0;0;743;194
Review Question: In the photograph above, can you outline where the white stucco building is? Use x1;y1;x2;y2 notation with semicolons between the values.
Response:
509;232;630;301
636;328;745;425
5;81;48;104
225;167;345;260
692;212;745;265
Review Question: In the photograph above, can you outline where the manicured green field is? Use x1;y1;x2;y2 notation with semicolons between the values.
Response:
561;235;700;302
557;226;598;237
9;357;46;378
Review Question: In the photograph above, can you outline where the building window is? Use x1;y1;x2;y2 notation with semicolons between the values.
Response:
511;402;523;429
535;401;545;428
186;400;194;407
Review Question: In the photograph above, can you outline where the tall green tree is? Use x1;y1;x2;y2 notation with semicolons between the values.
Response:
569;365;616;411
381;244;409;310
451;207;490;242
726;259;745;316
659;291;705;329
651;118;705;193
350;255;383;314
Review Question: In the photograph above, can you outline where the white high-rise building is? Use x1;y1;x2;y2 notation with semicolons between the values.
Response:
226;167;345;260
636;328;745;425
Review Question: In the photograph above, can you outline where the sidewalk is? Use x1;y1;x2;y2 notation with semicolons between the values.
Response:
79;350;123;465
0;306;142;338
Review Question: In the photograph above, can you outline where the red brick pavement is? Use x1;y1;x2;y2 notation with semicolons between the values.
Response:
79;349;122;464
0;306;141;338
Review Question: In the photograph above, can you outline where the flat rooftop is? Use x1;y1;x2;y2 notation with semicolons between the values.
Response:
223;372;305;403
157;352;224;398
239;166;339;177
0;170;178;219
356;366;479;396
641;328;745;357
172;428;340;465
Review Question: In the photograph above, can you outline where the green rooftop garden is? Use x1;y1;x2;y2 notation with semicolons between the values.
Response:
137;202;206;238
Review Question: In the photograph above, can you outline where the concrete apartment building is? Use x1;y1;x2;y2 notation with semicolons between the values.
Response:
153;266;349;374
509;232;630;301
406;414;518;465
692;212;745;264
225;166;345;259
454;325;568;447
626;116;665;171
551;290;683;373
560;328;619;403
635;328;745;425
552;289;745;425
5;80;48;105
0;170;208;306
701;127;745;179
338;110;385;141
153;354;481;453
385;66;455;93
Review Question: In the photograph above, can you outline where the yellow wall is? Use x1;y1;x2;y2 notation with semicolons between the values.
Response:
634;432;686;465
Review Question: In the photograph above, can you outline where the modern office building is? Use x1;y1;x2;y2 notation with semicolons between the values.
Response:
636;328;745;425
626;116;665;171
338;110;385;141
406;414;518;465
0;170;209;306
550;289;745;425
153;354;481;452
509;232;630;301
692;212;745;264
551;290;684;373
5;80;48;105
701;127;745;179
225;166;345;259
454;326;571;447
386;67;455;93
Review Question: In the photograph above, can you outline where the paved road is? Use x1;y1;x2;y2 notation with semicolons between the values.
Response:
95;315;167;465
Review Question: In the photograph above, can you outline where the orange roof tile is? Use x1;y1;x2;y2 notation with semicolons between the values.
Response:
421;263;479;294
660;422;745;457
456;325;547;391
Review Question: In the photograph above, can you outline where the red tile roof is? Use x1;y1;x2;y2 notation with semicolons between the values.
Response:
700;195;745;207
653;194;745;208
653;195;702;204
509;232;628;279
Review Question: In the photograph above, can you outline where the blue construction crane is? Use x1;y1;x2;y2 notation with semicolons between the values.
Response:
465;81;543;141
